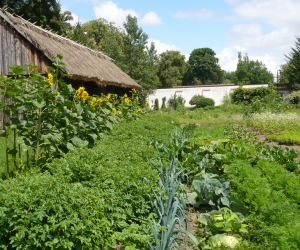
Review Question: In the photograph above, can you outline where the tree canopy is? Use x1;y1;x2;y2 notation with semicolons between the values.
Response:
188;48;221;85
235;52;274;85
1;0;73;35
157;51;187;88
285;36;300;89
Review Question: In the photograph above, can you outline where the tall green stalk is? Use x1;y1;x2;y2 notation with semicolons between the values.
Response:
3;95;9;176
35;108;43;166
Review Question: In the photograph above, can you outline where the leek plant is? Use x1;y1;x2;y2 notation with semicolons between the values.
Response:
142;159;199;249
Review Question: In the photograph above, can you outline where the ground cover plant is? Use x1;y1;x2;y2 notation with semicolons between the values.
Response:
0;113;179;249
246;112;300;133
266;131;300;145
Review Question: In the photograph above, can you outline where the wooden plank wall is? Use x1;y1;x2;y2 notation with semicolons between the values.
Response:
0;18;52;129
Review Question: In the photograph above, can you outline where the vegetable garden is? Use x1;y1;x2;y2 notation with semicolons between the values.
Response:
1;61;300;249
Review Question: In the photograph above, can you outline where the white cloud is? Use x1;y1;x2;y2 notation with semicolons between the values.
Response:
230;23;262;36
148;39;180;55
232;0;300;30
93;1;139;28
217;46;282;75
217;46;247;72
175;8;216;20
140;12;163;26
61;4;88;25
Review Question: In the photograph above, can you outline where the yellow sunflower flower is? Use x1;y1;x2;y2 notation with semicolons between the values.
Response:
77;87;85;99
145;102;148;106
91;97;96;107
133;88;136;93
124;93;128;98
136;109;141;114
48;73;53;86
136;96;139;101
107;93;112;102
125;98;130;103
112;108;117;114
82;91;89;101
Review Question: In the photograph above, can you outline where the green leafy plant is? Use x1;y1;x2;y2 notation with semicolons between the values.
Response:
154;98;159;110
189;95;203;106
161;96;167;109
141;159;199;250
197;97;215;108
167;93;185;110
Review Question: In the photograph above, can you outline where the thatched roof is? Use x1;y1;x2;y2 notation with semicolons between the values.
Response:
0;8;142;90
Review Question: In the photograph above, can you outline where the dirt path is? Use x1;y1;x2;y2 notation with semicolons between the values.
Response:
252;132;300;161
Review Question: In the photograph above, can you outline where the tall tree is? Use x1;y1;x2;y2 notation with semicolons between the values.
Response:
121;15;159;92
285;36;300;90
188;48;220;84
1;0;73;35
235;53;273;85
157;50;187;88
82;18;124;63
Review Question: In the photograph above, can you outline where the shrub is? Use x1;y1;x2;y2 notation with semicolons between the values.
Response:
176;103;186;115
167;94;186;110
154;98;159;110
189;95;203;106
197;97;215;108
161;97;167;109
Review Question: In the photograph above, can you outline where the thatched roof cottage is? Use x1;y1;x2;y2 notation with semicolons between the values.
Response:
0;8;142;96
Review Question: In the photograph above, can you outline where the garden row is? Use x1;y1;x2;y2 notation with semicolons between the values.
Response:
150;121;300;249
0;113;180;249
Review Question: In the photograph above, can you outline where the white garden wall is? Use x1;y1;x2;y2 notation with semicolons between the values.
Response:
147;84;271;109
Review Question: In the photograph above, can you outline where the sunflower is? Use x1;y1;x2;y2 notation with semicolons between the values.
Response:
136;109;141;114
112;108;117;114
91;97;96;107
77;87;85;99
82;91;89;101
48;73;53;86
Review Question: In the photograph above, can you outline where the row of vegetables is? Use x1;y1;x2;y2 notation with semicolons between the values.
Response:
146;124;299;249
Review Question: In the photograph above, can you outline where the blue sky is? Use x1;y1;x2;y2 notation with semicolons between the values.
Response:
60;0;300;75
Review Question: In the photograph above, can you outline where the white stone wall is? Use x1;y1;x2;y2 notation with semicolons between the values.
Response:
147;84;270;109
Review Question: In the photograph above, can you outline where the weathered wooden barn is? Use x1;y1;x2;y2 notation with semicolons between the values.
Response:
0;8;141;93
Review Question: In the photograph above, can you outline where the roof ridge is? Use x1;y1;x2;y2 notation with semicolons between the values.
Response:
3;9;113;61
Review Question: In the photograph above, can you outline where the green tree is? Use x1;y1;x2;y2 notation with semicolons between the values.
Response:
223;71;238;84
82;18;124;63
278;62;291;83
188;48;220;84
121;15;159;92
235;52;273;85
67;21;92;47
1;0;73;35
285;37;300;90
157;50;187;88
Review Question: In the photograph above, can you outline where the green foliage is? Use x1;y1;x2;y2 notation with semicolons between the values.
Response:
176;104;186;115
245;112;300;133
161;97;167;109
167;94;185;110
154;98;159;111
0;58;146;174
189;95;203;106
197;97;215;108
285;36;300;89
2;0;73;35
188;48;222;85
230;85;274;104
285;90;300;104
191;173;231;209
225;159;300;249
266;131;300;146
142;160;199;249
198;208;247;235
157;51;187;88
235;52;273;85
121;15;159;94
0;113;179;249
